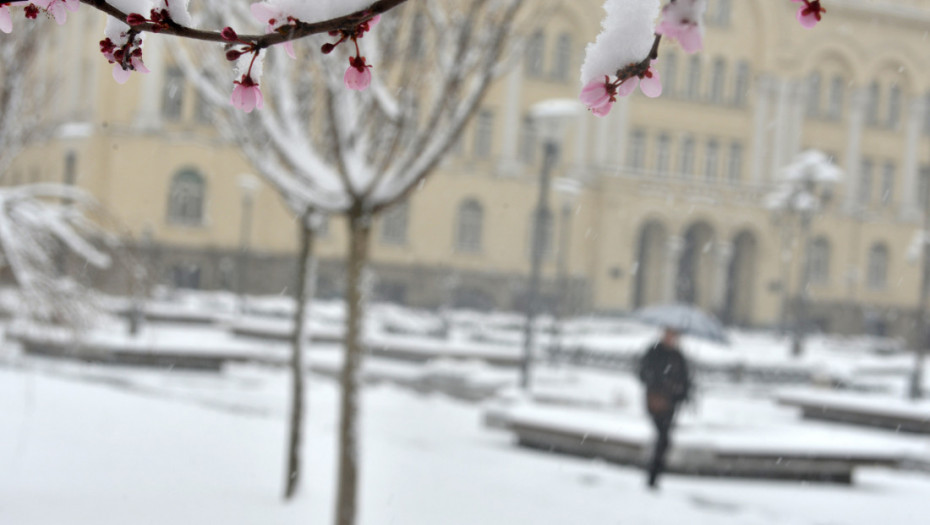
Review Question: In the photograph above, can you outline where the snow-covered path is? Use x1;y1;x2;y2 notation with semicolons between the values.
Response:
2;359;930;525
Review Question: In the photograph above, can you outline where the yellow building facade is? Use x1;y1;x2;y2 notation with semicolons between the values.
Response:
9;0;930;338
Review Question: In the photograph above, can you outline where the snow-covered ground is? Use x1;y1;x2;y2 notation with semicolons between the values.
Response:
3;357;930;525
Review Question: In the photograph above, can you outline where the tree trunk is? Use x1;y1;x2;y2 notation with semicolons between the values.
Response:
334;207;371;525
284;213;316;500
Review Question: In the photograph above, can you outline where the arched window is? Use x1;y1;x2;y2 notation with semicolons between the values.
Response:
552;33;572;81
162;66;185;120
716;0;732;25
704;140;719;181
881;161;895;207
733;61;750;106
380;201;409;245
887;85;901;129
858;159;874;207
727;142;742;183
655;133;671;175
663;52;678;98
473;110;494;158
865;81;880;126
686;56;702;100
709;58;726;104
455;199;484;253
867;243;889;289
679;135;695;177
519;116;536;163
807;237;831;284
167;168;206;226
528;208;554;261
525;30;545;77
827;75;845;120
628;129;646;171
806;72;821;117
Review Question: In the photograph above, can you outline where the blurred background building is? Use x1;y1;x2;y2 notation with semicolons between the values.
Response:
9;0;930;338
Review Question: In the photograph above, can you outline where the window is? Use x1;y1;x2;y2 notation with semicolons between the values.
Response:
473;110;494;158
710;58;726;104
867;243;889;289
733;61;750;106
716;0;732;25
704;140;719;181
380;201;409;245
727;142;742;183
528;208;554;261
552;33;572;81
686;56;702;100
806;72;821;117
886;85;901;129
865;81;880;126
628;129;646;170
167;168;206;226
827;75;845;120
807;237;831;285
63;151;77;186
858;159;873;207
455;199;483;253
162;66;185;120
919;166;930;211
679;136;695;177
881;162;895;206
663;52;678;98
519;117;536;163
525;31;545;77
656;134;671;175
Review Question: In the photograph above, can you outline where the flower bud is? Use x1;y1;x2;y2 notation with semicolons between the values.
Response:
221;26;238;41
126;13;147;26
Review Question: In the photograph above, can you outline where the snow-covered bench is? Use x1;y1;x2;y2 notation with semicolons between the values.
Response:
777;390;930;434
485;405;901;484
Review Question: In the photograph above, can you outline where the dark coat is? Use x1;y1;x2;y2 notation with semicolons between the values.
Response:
638;342;691;406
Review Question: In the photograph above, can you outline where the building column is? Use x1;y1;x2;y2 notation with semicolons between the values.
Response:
901;96;925;221
713;241;734;314
844;88;867;214
663;236;684;303
750;75;773;184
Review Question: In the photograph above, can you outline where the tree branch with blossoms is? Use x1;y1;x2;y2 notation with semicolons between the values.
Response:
579;0;826;117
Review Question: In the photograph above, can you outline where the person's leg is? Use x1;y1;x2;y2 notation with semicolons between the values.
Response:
647;411;673;488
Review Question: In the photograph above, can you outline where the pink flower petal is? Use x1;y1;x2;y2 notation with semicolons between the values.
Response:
283;41;296;59
112;64;131;84
617;77;639;97
0;6;12;34
580;80;611;109
344;66;371;91
131;57;149;74
253;86;264;110
797;8;820;28
250;2;277;24
639;73;663;98
677;26;703;53
368;14;381;28
591;101;613;117
64;0;79;12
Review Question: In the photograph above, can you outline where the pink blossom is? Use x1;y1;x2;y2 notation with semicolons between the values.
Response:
580;79;613;112
344;56;371;91
655;0;705;53
792;0;825;29
111;57;149;84
638;64;662;98
0;4;12;34
32;0;79;25
231;76;264;113
591;101;613;117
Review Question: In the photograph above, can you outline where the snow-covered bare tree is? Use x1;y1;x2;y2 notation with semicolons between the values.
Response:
0;20;114;325
173;1;526;520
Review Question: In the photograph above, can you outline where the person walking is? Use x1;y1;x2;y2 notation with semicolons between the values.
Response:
638;326;691;489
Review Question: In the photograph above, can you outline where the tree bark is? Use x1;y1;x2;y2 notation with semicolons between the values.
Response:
284;212;316;500
334;207;371;525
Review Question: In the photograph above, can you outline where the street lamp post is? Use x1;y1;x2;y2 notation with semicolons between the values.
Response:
549;177;583;364
520;99;582;391
908;182;930;400
237;174;261;312
766;151;840;358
